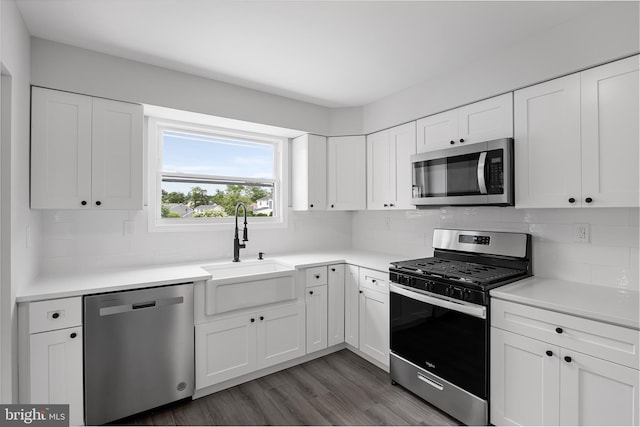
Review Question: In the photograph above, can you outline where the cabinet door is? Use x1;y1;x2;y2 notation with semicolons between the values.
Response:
359;288;389;366
195;315;256;388
256;303;305;370
581;55;639;208
416;109;458;153
327;264;345;347
389;122;417;210
305;285;328;353
514;74;582;208
344;265;360;347
560;349;639;426
366;129;392;209
29;327;84;426
308;135;327;210
490;328;560;426
91;97;143;209
291;134;326;211
327;136;366;210
458;93;513;145
31;87;93;209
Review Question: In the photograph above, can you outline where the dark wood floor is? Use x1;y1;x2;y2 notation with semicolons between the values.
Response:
116;349;461;426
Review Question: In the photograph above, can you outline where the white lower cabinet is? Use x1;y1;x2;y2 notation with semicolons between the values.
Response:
491;299;640;426
256;303;306;370
327;264;345;347
358;268;390;367
344;265;360;347
19;297;85;426
305;284;328;353
29;327;84;426
195;302;305;389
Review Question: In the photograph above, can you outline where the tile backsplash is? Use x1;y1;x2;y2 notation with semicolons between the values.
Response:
352;207;639;291
39;208;353;274
39;206;639;291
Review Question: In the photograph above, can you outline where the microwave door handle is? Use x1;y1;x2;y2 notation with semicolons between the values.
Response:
477;151;488;194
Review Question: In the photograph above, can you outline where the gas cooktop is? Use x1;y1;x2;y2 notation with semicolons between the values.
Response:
389;229;532;305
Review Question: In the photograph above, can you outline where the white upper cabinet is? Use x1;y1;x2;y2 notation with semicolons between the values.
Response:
458;93;513;145
580;55;639;207
514;74;582;208
31;87;143;210
327;136;366;210
416;109;458;152
292;134;327;211
515;55;639;208
366;122;416;210
417;93;513;153
91;97;144;210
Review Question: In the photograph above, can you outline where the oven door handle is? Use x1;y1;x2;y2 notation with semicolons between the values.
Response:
477;151;488;195
390;283;487;319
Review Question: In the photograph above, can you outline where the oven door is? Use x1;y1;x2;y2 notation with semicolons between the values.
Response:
390;283;488;399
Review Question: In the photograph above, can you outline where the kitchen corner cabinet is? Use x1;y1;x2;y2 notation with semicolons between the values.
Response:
327;136;366;210
416;93;513;153
31;87;143;210
515;55;639;208
358;268;390;366
490;299;639;426
292;134;327;211
195;301;305;388
367;122;417;210
18;297;84;426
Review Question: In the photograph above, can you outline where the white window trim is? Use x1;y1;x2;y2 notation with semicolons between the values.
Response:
147;117;288;232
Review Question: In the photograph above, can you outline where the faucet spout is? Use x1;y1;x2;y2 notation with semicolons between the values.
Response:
233;202;248;262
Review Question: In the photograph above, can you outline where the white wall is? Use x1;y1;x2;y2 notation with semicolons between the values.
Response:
353;207;639;291
362;2;640;133
0;0;36;403
30;38;335;136
39;209;352;274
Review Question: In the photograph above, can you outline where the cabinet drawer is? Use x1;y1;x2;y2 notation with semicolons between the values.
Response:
359;268;389;293
28;297;82;334
492;299;639;369
305;266;328;287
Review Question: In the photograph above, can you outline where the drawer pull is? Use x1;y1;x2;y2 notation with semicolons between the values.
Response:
555;327;563;334
371;279;377;284
309;291;314;295
417;374;444;391
331;268;336;272
314;274;320;279
546;350;553;357
70;332;77;339
51;312;60;319
564;356;572;363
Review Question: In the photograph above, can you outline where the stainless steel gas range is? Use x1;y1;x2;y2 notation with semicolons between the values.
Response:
389;228;532;426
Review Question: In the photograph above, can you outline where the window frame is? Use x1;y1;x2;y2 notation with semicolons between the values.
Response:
147;117;288;232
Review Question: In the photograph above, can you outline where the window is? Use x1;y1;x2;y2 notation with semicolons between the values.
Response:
148;118;287;231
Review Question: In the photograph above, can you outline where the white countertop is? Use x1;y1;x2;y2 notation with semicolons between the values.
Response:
491;277;640;330
19;250;401;303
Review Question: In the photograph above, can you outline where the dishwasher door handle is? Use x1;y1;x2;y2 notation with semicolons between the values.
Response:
99;296;184;316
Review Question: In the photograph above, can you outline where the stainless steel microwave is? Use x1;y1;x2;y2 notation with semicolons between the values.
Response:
411;138;514;207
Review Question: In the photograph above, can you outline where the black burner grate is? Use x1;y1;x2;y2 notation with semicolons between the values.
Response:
398;258;525;285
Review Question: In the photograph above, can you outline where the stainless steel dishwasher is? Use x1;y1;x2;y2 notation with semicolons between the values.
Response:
84;283;194;425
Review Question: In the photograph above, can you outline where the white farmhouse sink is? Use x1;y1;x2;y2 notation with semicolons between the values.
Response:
201;260;296;315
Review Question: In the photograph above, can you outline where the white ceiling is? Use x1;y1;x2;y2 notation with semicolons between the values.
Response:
16;0;605;108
